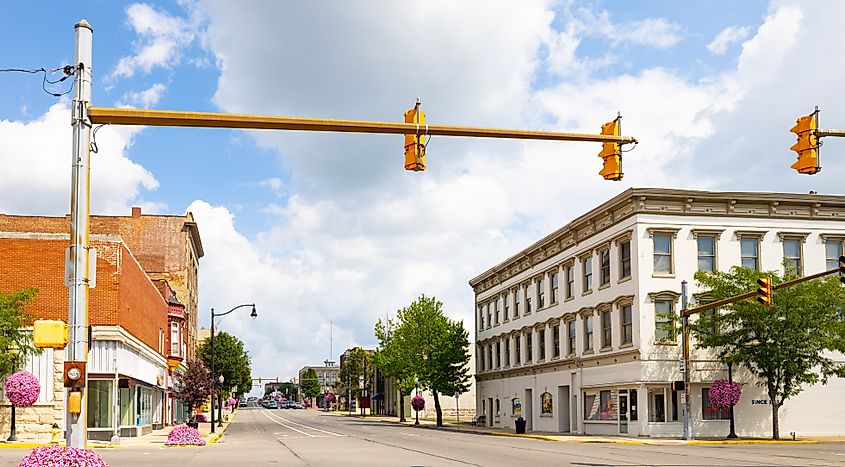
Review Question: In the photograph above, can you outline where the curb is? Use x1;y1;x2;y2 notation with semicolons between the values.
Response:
206;411;236;446
0;442;123;450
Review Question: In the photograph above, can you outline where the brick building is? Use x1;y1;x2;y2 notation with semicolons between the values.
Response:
0;208;202;441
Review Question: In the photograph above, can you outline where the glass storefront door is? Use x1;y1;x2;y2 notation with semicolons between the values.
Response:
618;392;629;434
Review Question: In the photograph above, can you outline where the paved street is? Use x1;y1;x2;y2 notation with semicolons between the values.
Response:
2;407;845;466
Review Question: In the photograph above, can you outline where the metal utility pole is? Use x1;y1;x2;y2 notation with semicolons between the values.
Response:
66;19;93;449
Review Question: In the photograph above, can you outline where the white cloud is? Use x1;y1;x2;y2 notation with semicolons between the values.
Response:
109;3;196;80
707;25;751;55
0;102;158;216
617;17;684;49
120;82;167;108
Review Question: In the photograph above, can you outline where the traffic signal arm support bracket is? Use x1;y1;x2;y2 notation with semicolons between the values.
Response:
88;107;637;144
816;129;845;138
681;267;838;318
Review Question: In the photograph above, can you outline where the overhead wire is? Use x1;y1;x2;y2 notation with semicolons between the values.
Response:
0;65;76;97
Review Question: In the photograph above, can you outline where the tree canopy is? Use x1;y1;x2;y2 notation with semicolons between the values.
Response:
0;288;40;380
300;368;321;402
197;331;252;397
374;318;417;421
173;358;213;415
689;266;845;439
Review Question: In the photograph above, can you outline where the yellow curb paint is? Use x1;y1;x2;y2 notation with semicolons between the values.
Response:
0;443;123;449
688;440;818;445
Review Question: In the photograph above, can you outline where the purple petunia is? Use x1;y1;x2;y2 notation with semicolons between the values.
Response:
17;445;108;467
194;413;208;422
709;379;742;408
411;395;425;412
325;393;334;402
5;371;40;408
165;424;207;446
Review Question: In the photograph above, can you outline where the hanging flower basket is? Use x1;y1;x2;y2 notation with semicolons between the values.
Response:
5;371;40;408
709;379;742;408
18;445;108;466
411;395;425;412
326;393;334;402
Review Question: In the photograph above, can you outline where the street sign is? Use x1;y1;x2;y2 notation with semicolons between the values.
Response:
679;359;686;373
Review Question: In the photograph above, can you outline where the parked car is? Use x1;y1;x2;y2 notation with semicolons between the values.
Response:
239;401;248;408
265;400;279;409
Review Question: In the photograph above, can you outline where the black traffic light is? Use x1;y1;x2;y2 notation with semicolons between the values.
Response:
671;380;685;391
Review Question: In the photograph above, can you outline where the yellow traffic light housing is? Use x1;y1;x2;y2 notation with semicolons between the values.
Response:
756;276;773;306
404;100;426;172
790;110;820;174
33;319;68;349
598;116;623;181
839;255;845;285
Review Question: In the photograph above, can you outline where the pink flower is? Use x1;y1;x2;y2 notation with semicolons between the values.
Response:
709;379;742;408
165;424;207;446
411;395;425;412
17;445;108;466
5;371;40;408
326;393;334;402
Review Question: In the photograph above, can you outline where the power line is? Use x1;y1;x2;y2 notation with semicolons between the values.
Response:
0;65;76;97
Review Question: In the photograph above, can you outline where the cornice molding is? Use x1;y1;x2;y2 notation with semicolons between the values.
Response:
469;188;845;295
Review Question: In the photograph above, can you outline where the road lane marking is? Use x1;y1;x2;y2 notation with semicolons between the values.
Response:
260;410;316;437
265;411;345;437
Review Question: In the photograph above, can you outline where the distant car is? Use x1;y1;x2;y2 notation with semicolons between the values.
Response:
265;400;279;409
239;401;248;408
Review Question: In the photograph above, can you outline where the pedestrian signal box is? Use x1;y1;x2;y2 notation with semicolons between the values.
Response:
33;320;68;349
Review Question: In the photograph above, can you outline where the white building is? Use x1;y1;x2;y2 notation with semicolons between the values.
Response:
469;188;845;437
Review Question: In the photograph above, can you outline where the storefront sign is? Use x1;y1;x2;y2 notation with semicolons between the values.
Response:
512;398;521;415
751;399;770;405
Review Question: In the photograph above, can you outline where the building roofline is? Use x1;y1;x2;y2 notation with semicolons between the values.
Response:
468;187;845;291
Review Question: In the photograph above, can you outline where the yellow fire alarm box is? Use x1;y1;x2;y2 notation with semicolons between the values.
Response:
68;390;82;414
33;320;68;349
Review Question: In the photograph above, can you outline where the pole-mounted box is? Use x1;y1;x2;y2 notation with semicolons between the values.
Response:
33;320;68;349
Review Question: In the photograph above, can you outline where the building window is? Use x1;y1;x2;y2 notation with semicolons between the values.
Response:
619;241;631;279
515;335;521;364
702;388;730;420
537;277;545;309
582;256;593;292
585;390;615;421
621;305;633;345
488;344;493;370
583;315;594;351
740;237;759;271
87;380;112;429
654;300;676;342
648;389;665;422
565;265;575;299
567;321;576;355
513;289;520;318
170;322;180;356
504;339;510;367
550;272;559;304
525;285;533;315
782;238;802;275
526;331;533;362
697;236;716;273
478;306;484;331
494;300;500;325
486;303;492;329
552;324;560;358
538;328;546;361
601;310;612;349
600;249;611;286
496;398;501;417
825;239;843;270
495;341;501;368
653;234;672;274
503;295;510;320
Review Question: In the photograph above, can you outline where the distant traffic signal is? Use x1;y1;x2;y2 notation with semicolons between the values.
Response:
756;276;773;306
404;100;426;171
598;116;623;181
839;255;845;285
790;110;820;175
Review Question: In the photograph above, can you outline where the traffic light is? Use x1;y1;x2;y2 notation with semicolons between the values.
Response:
790;110;820;174
671;380;685;391
404;100;426;172
598;116;623;181
839;255;845;285
756;276;773;306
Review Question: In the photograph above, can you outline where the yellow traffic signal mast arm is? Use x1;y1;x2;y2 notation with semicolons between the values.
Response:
816;129;845;138
87;107;637;144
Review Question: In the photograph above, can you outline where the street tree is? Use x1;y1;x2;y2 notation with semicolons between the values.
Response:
374;318;417;422
689;266;845;439
393;294;471;427
0;288;40;379
173;358;214;420
338;347;373;415
197;331;252;398
300;368;321;405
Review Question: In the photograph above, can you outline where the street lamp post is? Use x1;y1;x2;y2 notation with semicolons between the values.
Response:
217;375;225;428
210;304;257;433
727;360;738;439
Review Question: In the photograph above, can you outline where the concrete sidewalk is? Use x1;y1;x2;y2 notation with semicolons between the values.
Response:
328;412;841;445
0;411;236;450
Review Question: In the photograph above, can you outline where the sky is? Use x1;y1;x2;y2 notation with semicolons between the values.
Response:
2;0;844;396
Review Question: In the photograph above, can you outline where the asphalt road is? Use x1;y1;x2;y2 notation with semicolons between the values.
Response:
3;407;845;466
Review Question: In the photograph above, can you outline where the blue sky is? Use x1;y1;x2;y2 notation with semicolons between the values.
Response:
2;1;843;393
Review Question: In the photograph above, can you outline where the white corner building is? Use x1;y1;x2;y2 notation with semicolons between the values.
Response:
469;188;845;437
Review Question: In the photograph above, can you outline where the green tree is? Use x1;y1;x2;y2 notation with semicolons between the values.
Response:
374;318;417;422
392;294;471;427
338;348;373;415
689;266;845;439
0;288;40;379
197;331;252;398
300;368;321;404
